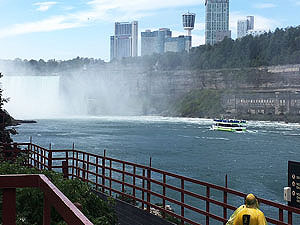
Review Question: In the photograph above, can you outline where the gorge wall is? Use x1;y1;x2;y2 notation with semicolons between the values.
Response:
60;63;300;120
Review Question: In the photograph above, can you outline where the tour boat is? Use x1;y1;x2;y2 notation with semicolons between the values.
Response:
211;119;247;132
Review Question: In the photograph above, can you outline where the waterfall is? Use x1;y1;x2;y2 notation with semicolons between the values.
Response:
1;73;145;119
1;76;62;119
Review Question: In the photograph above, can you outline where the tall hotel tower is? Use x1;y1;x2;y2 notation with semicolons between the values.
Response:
237;16;254;39
110;21;138;61
205;0;230;45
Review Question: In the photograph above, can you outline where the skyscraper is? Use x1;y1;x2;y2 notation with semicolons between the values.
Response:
237;16;254;39
247;16;254;30
237;20;248;38
141;28;172;56
205;0;230;45
110;21;138;61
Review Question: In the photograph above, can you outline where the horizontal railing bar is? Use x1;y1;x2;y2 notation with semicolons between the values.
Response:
265;216;289;225
20;143;300;224
0;174;93;225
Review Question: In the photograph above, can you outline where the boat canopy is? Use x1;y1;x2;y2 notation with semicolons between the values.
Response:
213;119;247;124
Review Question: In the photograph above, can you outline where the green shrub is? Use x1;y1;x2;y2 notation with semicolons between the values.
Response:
0;159;118;225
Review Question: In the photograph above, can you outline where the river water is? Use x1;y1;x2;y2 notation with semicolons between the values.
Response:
12;116;300;223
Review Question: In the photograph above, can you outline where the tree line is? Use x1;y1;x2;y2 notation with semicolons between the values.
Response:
1;25;300;75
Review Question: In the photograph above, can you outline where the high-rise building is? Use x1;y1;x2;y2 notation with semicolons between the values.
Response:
247;16;254;30
237;20;248;39
141;28;172;56
205;0;230;45
237;16;255;39
110;21;138;61
165;36;192;53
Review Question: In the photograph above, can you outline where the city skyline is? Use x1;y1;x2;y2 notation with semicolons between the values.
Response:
0;0;299;61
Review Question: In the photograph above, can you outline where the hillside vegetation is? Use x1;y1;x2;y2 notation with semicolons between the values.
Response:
1;26;300;74
172;89;224;118
138;26;300;70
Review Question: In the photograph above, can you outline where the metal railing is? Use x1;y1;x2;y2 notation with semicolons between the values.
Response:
5;142;300;225
0;174;93;225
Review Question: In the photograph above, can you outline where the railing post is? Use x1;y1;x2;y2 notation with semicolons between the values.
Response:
223;174;228;225
2;188;16;225
133;165;136;203
71;144;75;180
206;186;210;225
37;146;40;169
82;163;86;182
181;179;185;225
279;208;283;223
96;156;99;191
62;161;68;179
26;143;30;166
34;146;37;167
40;149;46;170
288;211;293;225
76;152;79;178
102;150;106;193
48;148;52;171
122;162;125;193
86;154;90;182
109;159;112;196
147;157;152;213
29;142;33;166
162;173;166;219
65;151;69;176
72;150;75;180
43;193;51;225
142;168;145;210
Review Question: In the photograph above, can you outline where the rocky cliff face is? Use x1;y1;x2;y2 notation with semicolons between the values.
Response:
132;64;300;119
60;64;300;120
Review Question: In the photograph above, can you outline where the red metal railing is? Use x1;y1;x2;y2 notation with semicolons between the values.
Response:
0;174;93;225
6;142;300;225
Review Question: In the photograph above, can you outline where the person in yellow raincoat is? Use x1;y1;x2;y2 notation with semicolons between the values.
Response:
226;194;268;225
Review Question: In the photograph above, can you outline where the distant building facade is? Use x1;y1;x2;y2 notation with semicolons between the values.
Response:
205;0;230;45
110;21;138;61
165;36;192;53
247;16;254;30
141;28;172;56
237;16;254;39
216;30;231;43
237;20;248;39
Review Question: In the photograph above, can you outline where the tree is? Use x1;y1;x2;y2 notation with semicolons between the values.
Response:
0;72;18;158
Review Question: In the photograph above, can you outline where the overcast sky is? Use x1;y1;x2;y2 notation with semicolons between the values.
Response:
0;0;299;61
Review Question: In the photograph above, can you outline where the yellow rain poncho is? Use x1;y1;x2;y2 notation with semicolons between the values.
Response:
226;194;268;225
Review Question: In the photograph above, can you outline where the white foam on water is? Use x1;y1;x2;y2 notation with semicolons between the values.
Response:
45;115;213;124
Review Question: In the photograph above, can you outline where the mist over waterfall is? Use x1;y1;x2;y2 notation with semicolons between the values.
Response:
60;70;145;116
2;76;63;119
1;69;147;119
